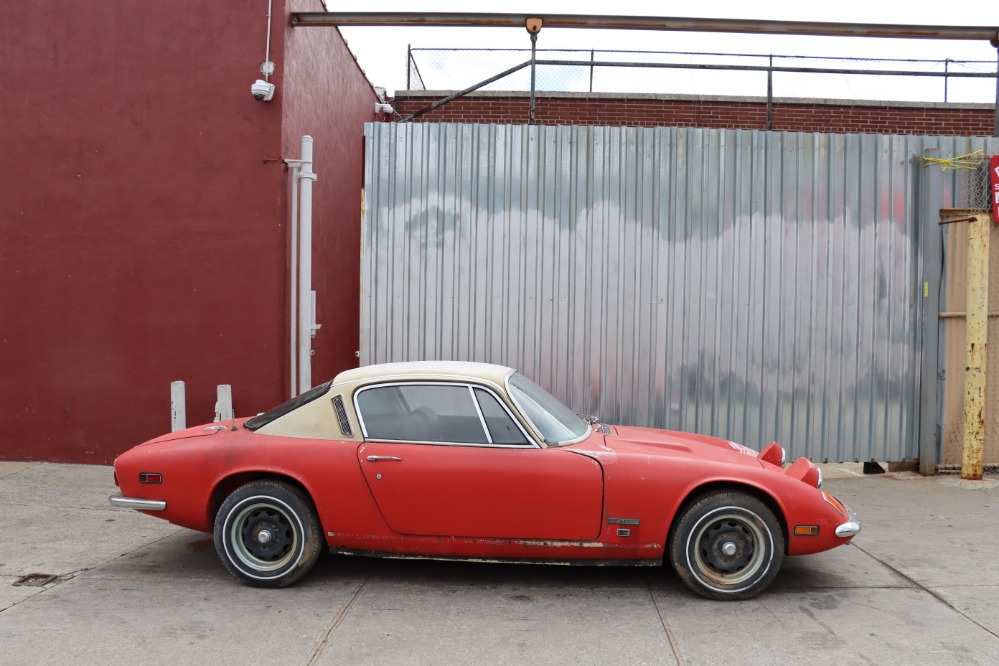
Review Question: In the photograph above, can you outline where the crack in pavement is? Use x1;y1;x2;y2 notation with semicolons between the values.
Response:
852;541;999;641
645;574;685;666
0;525;186;615
307;568;377;666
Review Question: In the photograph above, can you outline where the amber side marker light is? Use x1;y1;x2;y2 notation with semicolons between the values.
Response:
139;472;163;484
794;525;820;536
822;491;848;517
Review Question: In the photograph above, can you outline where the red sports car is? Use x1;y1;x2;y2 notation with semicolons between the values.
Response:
110;361;860;600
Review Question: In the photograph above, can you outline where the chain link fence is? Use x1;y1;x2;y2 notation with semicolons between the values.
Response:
406;47;998;104
927;150;998;212
968;157;995;212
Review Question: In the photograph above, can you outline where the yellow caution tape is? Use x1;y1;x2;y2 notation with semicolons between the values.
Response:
922;149;986;171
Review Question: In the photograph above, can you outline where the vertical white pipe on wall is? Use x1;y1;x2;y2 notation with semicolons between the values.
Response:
170;381;186;432
298;136;316;394
288;161;300;398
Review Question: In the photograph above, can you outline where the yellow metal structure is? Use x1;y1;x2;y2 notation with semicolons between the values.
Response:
962;213;990;480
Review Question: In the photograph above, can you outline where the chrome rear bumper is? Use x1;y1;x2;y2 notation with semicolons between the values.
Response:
109;494;166;511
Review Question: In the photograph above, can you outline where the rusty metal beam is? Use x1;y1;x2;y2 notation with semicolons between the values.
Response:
938;312;999;318
962;213;990;480
294;12;999;42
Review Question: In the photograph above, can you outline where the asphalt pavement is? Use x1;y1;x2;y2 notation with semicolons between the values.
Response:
1;461;998;665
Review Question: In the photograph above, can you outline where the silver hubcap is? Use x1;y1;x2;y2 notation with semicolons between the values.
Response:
687;507;772;592
227;499;300;573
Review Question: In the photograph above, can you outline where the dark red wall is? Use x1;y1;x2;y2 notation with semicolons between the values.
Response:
0;0;375;463
394;92;996;136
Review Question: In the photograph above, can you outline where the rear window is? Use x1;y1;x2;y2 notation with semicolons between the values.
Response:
244;382;332;431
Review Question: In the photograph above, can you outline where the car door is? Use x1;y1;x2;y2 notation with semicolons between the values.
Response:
354;382;604;541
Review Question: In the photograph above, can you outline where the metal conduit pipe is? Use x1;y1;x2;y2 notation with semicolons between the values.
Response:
298;136;316;395
263;0;273;80
285;159;300;398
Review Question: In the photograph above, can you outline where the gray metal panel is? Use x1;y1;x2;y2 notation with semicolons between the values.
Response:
361;122;999;462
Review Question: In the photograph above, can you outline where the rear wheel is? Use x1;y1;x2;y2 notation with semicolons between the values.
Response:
214;480;322;588
669;491;784;600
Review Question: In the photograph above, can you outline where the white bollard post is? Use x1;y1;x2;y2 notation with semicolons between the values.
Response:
170;381;186;432
216;384;234;422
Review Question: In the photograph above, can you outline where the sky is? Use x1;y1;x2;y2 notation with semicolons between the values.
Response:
329;1;999;103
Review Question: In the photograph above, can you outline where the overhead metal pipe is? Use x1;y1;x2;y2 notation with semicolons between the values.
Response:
294;12;999;42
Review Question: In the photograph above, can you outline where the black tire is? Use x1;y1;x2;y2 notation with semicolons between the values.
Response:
669;491;784;600
214;480;322;588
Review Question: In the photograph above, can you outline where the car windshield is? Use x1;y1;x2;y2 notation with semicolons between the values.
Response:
507;373;589;446
244;382;332;431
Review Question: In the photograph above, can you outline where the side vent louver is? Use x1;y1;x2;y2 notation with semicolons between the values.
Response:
332;395;352;436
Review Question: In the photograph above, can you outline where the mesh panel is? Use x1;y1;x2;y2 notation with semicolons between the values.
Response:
965;159;993;213
404;47;997;103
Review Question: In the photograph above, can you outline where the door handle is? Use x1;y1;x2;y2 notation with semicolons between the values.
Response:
366;455;403;462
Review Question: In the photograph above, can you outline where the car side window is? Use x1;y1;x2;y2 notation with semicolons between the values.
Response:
357;384;489;444
354;386;411;440
355;383;533;447
474;388;530;445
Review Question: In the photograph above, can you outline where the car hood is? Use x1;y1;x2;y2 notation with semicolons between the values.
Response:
600;425;762;467
136;419;251;447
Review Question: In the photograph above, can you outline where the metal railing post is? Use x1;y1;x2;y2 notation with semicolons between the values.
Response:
993;45;999;137
407;43;412;90
767;55;773;131
944;58;950;102
589;49;595;93
530;32;538;124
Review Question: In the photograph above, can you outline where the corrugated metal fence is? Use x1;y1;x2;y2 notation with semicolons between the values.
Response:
361;122;995;462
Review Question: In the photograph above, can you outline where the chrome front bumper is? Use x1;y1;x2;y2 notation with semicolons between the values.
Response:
835;502;861;538
109;494;166;511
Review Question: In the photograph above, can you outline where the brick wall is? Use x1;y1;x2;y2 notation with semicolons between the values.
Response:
393;91;996;136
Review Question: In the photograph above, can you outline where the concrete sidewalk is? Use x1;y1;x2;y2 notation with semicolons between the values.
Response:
1;461;997;665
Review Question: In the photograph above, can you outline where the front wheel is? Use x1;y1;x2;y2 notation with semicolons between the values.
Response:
669;491;784;600
214;480;322;588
